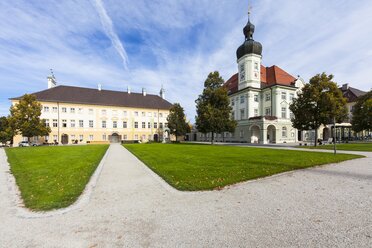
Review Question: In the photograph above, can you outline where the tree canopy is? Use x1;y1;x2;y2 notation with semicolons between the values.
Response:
195;71;237;144
0;116;14;144
166;103;189;141
351;90;372;133
9;94;51;141
289;73;347;146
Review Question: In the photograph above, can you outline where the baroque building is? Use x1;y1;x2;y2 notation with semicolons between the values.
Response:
10;76;173;145
197;15;305;144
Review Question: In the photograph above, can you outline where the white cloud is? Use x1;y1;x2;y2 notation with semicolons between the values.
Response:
91;0;129;70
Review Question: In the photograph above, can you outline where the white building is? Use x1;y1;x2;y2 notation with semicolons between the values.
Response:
196;15;305;144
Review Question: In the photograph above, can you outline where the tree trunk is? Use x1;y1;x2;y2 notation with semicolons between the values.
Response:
314;128;318;147
211;132;214;145
175;132;178;142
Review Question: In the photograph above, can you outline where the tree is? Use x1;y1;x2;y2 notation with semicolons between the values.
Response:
9;94;51;142
195;71;237;144
0;116;14;144
351;90;372;133
166;103;189;142
289;73;347;147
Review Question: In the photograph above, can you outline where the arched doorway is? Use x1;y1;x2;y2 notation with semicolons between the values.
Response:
250;125;260;143
153;134;159;142
61;134;68;145
267;125;276;143
323;127;330;141
109;133;120;143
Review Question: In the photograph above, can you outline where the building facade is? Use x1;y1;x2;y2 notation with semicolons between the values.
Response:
194;15;305;144
11;76;173;145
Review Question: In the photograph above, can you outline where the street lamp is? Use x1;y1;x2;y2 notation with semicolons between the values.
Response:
333;117;337;155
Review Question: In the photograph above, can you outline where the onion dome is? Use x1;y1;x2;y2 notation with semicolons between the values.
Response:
236;18;262;60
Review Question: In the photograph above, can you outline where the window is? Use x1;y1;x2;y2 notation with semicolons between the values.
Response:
89;135;93;141
79;135;83;141
62;107;67;113
290;111;294;119
254;109;258;117
289;93;294;101
154;122;158;128
70;120;75;128
123;121;127;128
159;113;163;118
101;109;106;115
52;107;58;113
165;122;168;128
78;108;83;114
134;134;138;140
45;135;49;141
123;111;127;116
231;99;235;106
240;109;245;120
53;119;58;127
79;120;84;128
134;111;138;117
70;108;75;113
112;110;117;116
44;106;49;112
254;95;258;102
113;121;117;128
254;62;259;70
231;111;235;120
148;134;151;140
265;108;271;116
102;134;106;141
62;119;67;128
148;122;151;128
281;107;286;118
142;112;145;117
159;123;163;129
142;135;146;140
281;92;287;100
134;122;138;128
282;127;287;137
71;134;75;140
89;120;94;128
240;95;245;104
123;134;127;140
240;130;244;138
154;112;157;117
147;112;152;117
53;135;58;141
89;109;93;115
102;121;106;128
44;119;49;127
265;93;271;101
142;122;146;128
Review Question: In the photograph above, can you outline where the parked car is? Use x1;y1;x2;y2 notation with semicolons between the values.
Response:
18;141;30;147
31;142;42;146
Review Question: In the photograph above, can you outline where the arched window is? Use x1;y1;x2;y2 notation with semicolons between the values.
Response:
282;127;287;137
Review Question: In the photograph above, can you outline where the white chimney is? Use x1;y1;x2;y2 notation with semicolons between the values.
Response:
160;85;165;99
127;86;131;94
98;84;102;91
47;76;57;89
142;88;146;96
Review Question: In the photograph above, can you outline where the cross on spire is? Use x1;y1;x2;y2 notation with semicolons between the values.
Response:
248;3;252;21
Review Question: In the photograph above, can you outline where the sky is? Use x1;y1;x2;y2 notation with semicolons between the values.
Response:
0;0;371;122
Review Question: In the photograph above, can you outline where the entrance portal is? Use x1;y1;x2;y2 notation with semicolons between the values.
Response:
250;125;260;143
267;125;276;143
109;133;121;143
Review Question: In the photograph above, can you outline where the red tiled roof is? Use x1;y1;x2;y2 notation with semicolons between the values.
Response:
224;65;296;94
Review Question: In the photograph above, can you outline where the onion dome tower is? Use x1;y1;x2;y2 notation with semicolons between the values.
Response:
236;9;262;90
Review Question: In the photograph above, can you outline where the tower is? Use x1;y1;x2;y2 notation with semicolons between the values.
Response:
47;69;57;89
160;85;165;99
236;10;262;90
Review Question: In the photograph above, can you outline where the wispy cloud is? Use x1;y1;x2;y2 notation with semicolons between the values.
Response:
91;0;129;70
0;0;371;121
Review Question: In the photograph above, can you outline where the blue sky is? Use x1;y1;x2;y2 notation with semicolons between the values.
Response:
1;0;371;122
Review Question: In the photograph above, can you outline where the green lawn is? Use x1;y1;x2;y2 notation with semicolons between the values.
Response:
124;143;363;191
5;145;109;211
297;143;372;152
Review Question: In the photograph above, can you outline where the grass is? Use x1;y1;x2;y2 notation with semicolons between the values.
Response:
124;143;363;191
297;143;372;152
5;145;109;211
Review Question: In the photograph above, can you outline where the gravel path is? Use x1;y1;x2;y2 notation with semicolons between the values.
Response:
0;144;371;247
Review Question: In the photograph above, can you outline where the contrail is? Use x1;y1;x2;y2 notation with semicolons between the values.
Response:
92;0;129;70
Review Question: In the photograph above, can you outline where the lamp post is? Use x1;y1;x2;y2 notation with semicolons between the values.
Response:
333;117;337;155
